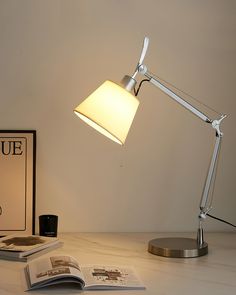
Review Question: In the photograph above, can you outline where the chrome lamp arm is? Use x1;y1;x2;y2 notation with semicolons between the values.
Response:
136;63;226;246
143;68;212;123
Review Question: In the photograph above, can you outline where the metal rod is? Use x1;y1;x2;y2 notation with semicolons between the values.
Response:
197;219;204;246
200;134;222;212
144;70;212;123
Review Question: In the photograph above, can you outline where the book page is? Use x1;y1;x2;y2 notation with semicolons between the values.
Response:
81;265;145;290
27;255;85;288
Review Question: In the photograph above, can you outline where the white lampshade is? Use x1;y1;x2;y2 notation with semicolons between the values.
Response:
74;80;140;145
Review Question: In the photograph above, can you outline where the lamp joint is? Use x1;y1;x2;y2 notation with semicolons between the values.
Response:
138;64;148;75
211;114;227;137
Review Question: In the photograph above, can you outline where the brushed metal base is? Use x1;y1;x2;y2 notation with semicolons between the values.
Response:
148;237;208;258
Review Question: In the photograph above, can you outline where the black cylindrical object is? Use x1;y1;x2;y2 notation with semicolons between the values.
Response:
39;215;58;237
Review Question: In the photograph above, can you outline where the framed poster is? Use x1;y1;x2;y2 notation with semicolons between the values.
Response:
0;131;36;235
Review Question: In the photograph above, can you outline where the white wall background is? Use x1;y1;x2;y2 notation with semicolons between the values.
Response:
0;0;235;233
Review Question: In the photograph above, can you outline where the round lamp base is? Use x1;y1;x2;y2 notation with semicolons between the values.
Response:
148;237;208;258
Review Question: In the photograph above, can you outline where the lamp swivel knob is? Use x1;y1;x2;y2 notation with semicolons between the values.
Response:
212;114;227;137
199;212;207;220
138;64;148;74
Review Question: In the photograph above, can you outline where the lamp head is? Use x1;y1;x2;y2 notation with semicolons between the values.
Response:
74;80;140;145
74;36;150;145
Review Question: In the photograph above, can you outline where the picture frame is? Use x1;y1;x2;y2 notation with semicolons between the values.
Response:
0;130;36;235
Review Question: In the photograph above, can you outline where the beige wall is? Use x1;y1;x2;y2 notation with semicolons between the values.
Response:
0;0;235;233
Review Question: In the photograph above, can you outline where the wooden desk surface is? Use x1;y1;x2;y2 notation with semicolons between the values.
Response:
0;232;235;295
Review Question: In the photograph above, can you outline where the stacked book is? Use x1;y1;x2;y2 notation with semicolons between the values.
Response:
0;234;62;262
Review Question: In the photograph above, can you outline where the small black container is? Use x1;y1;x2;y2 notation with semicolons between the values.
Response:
39;215;58;237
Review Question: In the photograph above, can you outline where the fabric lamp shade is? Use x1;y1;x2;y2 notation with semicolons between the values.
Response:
74;80;140;145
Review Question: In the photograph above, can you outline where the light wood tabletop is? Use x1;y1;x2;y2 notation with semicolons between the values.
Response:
0;232;235;295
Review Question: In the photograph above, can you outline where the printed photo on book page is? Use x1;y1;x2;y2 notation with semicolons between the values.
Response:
28;255;84;286
81;265;145;289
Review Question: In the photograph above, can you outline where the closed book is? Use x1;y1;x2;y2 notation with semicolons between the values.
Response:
0;234;61;261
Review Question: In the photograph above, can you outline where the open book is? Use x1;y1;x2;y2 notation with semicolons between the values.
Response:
25;255;145;291
0;234;62;261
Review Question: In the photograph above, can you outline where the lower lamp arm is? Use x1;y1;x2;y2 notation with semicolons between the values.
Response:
200;134;222;214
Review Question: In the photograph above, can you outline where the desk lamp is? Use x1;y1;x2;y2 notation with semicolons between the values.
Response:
74;37;226;258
